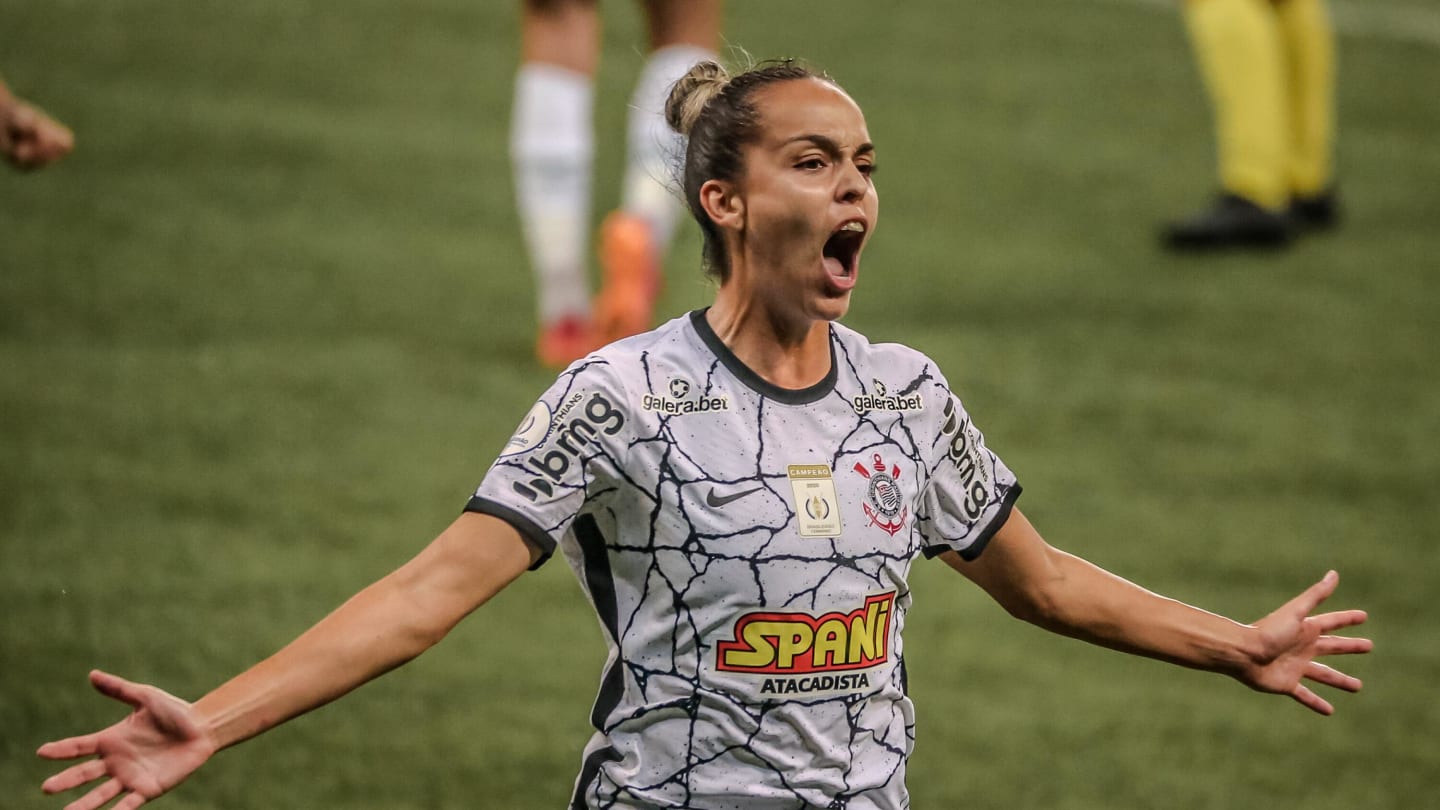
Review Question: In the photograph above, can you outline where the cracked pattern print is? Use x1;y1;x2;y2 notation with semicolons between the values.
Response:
468;310;1020;810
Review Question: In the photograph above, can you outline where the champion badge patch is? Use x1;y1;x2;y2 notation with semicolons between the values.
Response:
787;464;842;538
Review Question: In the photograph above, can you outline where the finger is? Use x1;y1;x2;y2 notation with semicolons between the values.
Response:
37;733;101;761
41;759;107;793
1306;661;1363;693
114;793;149;810
49;126;76;157
1285;570;1339;617
1316;634;1374;656
10;105;40;131
1289;683;1335;716
34;144;66;166
90;670;148;710
1313;609;1368;633
65;777;122;810
33;124;71;162
13;140;39;167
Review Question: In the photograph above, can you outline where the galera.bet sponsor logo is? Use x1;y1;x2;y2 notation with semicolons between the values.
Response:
716;592;894;695
641;376;731;416
851;378;923;415
509;391;625;503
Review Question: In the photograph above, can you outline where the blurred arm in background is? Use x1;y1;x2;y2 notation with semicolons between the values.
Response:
0;74;74;170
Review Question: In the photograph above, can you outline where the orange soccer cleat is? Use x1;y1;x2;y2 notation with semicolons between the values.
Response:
593;212;662;344
535;314;600;370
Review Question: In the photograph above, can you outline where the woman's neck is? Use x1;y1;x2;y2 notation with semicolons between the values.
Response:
706;292;832;391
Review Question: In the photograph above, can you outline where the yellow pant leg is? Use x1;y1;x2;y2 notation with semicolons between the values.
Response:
1275;0;1337;196
1183;0;1289;209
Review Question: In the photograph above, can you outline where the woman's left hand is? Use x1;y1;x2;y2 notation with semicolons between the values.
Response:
1240;570;1372;715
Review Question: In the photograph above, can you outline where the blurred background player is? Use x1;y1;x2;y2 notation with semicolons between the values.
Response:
513;0;721;367
1165;0;1338;251
0;73;74;171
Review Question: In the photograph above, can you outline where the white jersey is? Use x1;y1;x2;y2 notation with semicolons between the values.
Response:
468;310;1020;810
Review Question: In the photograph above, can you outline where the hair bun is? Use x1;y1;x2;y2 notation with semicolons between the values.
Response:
665;61;730;137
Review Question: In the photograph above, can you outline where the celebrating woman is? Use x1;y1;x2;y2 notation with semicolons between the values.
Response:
39;59;1370;810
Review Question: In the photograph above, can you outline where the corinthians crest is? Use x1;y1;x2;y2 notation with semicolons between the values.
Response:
852;452;908;536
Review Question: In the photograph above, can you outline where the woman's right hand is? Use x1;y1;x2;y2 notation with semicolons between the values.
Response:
38;670;217;810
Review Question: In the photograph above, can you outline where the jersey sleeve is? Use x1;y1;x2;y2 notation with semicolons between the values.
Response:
915;386;1021;561
464;359;633;569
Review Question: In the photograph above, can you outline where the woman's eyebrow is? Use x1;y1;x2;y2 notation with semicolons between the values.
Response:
782;134;876;157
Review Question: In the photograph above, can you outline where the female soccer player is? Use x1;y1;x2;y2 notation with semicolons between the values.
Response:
39;59;1370;810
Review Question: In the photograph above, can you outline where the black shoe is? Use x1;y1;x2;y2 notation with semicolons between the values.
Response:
1163;193;1294;251
1289;188;1340;232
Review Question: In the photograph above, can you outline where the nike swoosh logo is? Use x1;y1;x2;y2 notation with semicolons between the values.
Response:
706;486;764;508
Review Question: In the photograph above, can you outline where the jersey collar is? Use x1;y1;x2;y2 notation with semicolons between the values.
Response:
688;308;838;405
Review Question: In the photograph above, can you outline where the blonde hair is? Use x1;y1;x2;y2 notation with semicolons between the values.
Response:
664;58;834;281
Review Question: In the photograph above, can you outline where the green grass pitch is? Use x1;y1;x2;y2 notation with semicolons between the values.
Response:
3;1;1437;807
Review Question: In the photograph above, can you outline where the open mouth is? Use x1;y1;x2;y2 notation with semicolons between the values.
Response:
822;220;866;289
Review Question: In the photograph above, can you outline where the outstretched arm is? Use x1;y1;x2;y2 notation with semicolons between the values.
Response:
945;507;1372;715
37;512;537;809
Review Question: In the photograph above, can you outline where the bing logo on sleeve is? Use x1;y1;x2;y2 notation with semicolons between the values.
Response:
509;391;625;503
939;396;993;520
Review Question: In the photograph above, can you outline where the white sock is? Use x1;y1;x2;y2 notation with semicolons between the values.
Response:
620;45;714;251
511;63;594;325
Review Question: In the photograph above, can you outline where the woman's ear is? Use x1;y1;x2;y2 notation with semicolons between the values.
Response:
699;179;744;233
